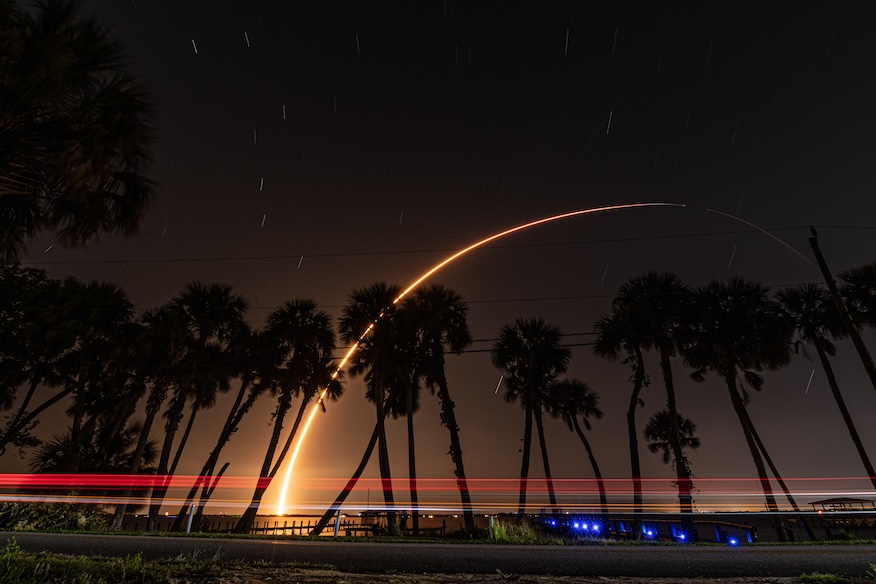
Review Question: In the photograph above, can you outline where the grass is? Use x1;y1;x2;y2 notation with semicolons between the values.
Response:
0;538;336;584
800;573;850;584
0;538;225;584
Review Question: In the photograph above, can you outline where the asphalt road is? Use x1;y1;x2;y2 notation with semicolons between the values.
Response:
4;532;875;578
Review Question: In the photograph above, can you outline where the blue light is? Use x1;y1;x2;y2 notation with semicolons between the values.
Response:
678;534;686;541
729;538;738;546
573;522;580;529
592;525;600;532
582;523;589;530
646;530;654;537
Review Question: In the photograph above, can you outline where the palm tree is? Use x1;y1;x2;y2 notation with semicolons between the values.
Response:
29;421;157;507
404;284;475;533
684;277;792;540
168;329;272;532
111;308;186;530
1;0;153;263
146;282;248;531
643;409;700;476
809;233;876;394
839;261;876;327
338;283;404;535
613;273;695;519
593;310;649;535
547;379;607;514
492;318;570;519
0;265;63;456
1;277;136;469
234;300;338;534
776;284;876;490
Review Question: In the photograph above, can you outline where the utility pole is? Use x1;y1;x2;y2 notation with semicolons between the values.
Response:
809;227;876;393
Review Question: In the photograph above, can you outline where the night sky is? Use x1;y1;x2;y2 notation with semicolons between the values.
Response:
14;0;876;515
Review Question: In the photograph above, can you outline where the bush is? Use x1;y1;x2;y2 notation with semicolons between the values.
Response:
488;518;553;544
0;503;110;532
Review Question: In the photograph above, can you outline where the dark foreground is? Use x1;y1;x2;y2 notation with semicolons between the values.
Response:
4;532;876;579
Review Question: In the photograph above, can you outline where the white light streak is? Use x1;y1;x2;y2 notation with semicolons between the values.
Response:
601;265;609;285
730;121;740;148
297;256;304;269
260;214;267;227
606;110;613;134
244;31;250;47
44;245;53;253
398;209;404;226
355;33;360;54
253;130;257;144
728;245;736;269
612;27;618;53
191;39;198;54
161;226;168;237
805;369;815;394
494;375;504;395
564;29;570;55
259;177;264;191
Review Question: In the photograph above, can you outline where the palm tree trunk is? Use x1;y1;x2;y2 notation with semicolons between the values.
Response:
627;346;646;538
741;405;816;541
434;373;475;533
658;350;695;525
235;392;293;534
374;385;398;535
534;406;559;515
268;391;313;478
111;383;168;530
147;390;187;531
724;369;785;541
168;405;199;476
571;416;608;514
406;377;419;536
310;423;379;537
809;231;876;393
170;376;256;532
517;402;533;521
0;378;66;456
814;340;876;490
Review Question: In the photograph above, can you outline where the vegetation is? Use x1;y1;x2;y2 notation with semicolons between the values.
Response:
2;259;876;540
0;0;153;263
491;318;571;519
799;573;849;584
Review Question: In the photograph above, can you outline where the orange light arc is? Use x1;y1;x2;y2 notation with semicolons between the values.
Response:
276;202;684;514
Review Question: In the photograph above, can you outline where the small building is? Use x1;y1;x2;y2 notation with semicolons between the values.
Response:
810;497;876;512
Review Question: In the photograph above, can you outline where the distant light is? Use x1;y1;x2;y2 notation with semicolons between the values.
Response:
646;530;654;537
592;525;600;532
679;534;686;540
582;523;589;530
729;538;738;546
573;522;580;529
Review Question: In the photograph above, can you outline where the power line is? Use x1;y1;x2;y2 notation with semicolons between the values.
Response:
20;224;874;266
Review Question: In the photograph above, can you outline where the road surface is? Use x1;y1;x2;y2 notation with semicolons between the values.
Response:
4;532;875;578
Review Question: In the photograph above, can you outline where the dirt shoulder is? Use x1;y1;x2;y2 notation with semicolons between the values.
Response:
206;567;805;584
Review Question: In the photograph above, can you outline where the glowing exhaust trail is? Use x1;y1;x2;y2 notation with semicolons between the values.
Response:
276;202;683;514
